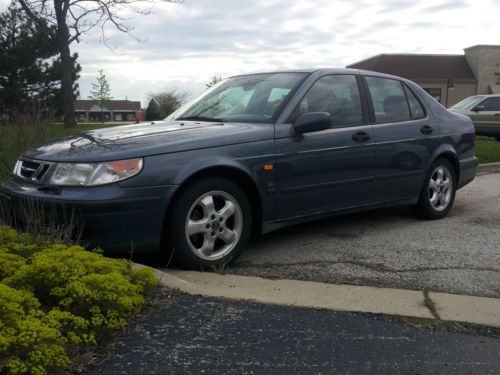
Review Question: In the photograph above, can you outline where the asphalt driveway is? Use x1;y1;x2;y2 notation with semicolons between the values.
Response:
230;172;500;298
86;290;500;375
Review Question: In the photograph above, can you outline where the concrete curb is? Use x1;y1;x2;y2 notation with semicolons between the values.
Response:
477;162;500;174
148;267;500;328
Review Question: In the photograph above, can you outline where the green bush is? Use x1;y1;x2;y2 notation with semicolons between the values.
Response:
0;225;158;375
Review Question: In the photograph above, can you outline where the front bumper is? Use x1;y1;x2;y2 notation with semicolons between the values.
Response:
0;175;177;254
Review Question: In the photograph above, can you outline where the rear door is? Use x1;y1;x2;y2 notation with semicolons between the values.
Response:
273;74;376;220
364;76;438;203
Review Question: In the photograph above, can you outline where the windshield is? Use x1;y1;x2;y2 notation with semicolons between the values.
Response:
167;72;308;123
450;96;483;110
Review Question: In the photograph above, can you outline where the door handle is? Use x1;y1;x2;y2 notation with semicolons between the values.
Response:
494;113;500;116
352;131;370;142
420;125;434;135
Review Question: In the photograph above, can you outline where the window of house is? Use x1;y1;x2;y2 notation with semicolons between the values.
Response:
404;85;426;119
290;75;362;126
423;88;442;103
479;97;500;111
366;77;411;123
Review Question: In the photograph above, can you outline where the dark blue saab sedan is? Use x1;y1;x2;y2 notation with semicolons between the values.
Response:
0;69;478;268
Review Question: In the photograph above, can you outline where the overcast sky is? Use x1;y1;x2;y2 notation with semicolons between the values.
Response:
2;0;500;106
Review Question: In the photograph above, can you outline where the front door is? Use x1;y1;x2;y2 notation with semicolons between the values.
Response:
274;74;376;220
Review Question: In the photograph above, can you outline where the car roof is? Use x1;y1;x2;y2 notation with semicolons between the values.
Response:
230;68;409;81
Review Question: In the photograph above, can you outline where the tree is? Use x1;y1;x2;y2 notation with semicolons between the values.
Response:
0;2;80;119
145;99;160;121
206;74;223;89
18;0;182;128
148;89;188;118
88;70;112;124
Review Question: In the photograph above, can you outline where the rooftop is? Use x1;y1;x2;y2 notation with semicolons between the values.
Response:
346;54;477;81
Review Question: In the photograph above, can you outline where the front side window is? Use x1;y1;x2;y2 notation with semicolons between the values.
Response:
168;72;307;123
479;97;500;111
366;77;411;123
290;75;362;126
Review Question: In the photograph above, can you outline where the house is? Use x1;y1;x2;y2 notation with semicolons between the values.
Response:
347;45;500;107
74;100;142;122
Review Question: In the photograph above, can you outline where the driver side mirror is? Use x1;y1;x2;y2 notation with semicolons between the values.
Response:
473;105;486;112
293;112;332;134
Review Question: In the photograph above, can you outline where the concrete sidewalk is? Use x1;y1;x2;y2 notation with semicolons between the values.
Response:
152;268;500;328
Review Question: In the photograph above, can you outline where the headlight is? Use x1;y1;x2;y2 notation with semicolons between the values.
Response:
49;158;143;186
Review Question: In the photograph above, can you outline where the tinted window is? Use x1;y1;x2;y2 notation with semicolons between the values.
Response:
404;85;426;119
366;77;410;123
480;97;500;111
169;72;307;123
292;75;362;126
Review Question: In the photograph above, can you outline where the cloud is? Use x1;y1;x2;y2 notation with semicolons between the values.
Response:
2;0;499;106
420;0;469;13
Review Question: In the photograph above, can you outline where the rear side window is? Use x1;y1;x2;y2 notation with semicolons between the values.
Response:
291;74;362;126
404;85;426;119
366;77;411;123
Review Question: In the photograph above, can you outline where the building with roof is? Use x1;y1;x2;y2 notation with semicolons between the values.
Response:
347;45;500;107
74;99;142;123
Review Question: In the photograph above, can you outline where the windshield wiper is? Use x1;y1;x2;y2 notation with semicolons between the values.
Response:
176;115;224;122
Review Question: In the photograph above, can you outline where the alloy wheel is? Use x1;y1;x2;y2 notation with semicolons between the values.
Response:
428;166;453;212
185;190;243;260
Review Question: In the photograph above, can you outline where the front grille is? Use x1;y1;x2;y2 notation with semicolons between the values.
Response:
13;159;52;182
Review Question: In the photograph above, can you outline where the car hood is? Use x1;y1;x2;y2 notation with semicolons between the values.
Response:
23;120;274;162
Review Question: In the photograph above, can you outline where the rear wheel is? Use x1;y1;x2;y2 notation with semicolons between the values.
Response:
495;136;500;142
167;177;252;269
410;158;456;219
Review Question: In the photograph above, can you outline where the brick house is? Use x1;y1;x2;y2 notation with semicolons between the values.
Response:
74;100;142;123
347;45;500;107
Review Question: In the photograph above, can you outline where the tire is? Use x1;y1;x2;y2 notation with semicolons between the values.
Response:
495;136;500;142
410;158;456;219
167;177;252;269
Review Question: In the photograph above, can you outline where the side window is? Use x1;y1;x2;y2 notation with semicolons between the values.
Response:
366;77;410;123
291;75;362;126
480;97;500;111
404;85;426;119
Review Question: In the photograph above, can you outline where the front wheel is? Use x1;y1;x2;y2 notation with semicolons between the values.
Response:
410;158;456;219
167;177;252;269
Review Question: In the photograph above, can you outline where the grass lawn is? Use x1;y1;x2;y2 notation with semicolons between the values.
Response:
0;122;119;176
475;136;500;164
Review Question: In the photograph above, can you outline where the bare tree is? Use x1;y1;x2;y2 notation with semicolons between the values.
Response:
18;0;182;128
148;89;188;118
206;74;223;88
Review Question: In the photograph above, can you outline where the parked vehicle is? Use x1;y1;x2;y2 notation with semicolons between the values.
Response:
0;69;478;268
450;95;500;141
